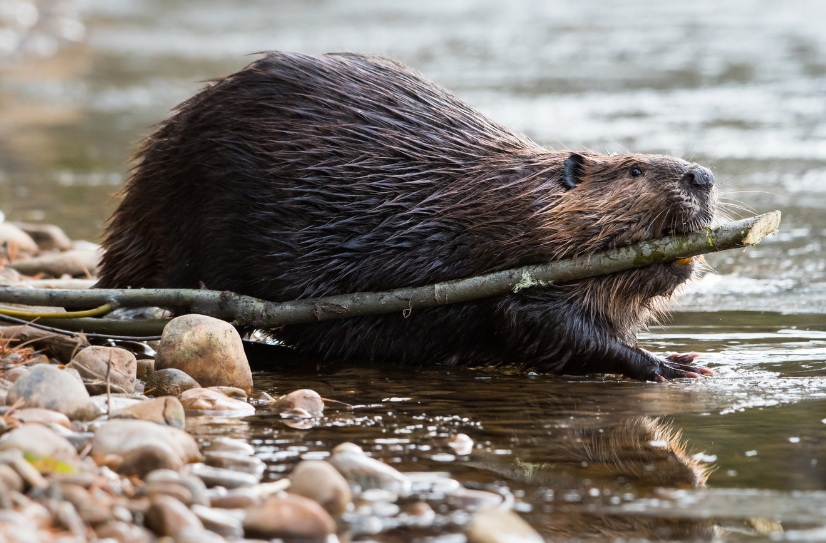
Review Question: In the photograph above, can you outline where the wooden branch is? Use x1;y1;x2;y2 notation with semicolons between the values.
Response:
0;211;780;336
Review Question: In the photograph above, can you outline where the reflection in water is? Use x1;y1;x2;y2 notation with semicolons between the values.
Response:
470;418;709;489
181;311;826;541
188;362;806;542
477;418;718;541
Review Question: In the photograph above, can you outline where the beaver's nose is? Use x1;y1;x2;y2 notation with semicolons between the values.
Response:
683;166;714;189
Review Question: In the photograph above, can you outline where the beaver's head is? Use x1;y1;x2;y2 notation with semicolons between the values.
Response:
536;151;717;338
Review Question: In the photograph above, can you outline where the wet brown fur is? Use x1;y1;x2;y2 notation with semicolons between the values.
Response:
97;51;716;380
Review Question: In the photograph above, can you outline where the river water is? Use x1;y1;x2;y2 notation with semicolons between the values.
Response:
1;1;826;540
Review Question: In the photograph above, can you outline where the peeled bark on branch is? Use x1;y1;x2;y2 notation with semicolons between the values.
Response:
0;211;781;336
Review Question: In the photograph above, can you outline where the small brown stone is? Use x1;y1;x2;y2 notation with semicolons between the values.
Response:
0;481;12;510
145;481;194;505
137;358;155;381
145;494;204;537
67;346;137;394
276;389;324;415
59;484;113;525
253;391;278;404
145;368;200;397
143;470;209;506
448;433;474;456
20;501;52;528
11;222;73;252
203;451;264;475
290;460;351;516
11;407;71;428
191;504;244;538
406;501;436;519
180;388;255;416
112;397;185;429
2;367;29;383
0;510;28;528
155;314;253;391
328;443;411;495
449;487;504;511
243;494;337;539
203;437;254;455
187;463;259;489
466;507;543;543
116;444;184;478
144;468;182;483
0;325;89;363
91;395;142;415
55;501;86;537
0;449;47;489
0;223;38;256
91;419;201;467
207;386;246;398
209;488;261;509
174;527;227;543
94;520;153;543
0;464;23;493
0;265;20;285
180;474;211;506
9;249;100;277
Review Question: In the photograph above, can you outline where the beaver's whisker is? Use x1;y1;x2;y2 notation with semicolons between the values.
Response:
721;189;782;197
718;196;758;211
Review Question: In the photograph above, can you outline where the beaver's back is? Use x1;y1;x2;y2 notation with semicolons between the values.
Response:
97;52;561;303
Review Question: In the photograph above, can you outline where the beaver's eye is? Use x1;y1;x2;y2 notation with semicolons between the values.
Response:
630;167;643;177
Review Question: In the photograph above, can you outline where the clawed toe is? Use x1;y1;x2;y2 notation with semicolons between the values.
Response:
656;353;713;380
667;353;700;364
603;344;714;382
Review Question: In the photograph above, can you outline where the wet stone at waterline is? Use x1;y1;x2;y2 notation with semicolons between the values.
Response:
155;314;253;391
180;387;255;416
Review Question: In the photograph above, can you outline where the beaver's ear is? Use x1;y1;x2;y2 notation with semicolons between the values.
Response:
561;153;585;190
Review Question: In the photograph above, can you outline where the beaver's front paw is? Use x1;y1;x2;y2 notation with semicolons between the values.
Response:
618;349;713;382
653;353;714;381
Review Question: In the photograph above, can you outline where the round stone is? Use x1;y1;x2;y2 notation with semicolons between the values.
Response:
290;460;351;516
145;368;200;397
7;365;95;421
154;314;253;391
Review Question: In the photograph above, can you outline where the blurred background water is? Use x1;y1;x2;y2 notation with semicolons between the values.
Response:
1;2;826;539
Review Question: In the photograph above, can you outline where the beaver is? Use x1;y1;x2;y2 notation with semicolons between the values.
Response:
97;51;716;381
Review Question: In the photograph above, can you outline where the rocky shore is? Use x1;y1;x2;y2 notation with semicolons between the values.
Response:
0;220;542;543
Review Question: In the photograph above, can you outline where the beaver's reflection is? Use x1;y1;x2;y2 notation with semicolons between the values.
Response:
557;417;710;487
473;417;718;541
474;417;709;487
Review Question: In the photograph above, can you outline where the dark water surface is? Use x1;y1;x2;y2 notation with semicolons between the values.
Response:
2;1;826;540
186;311;826;541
